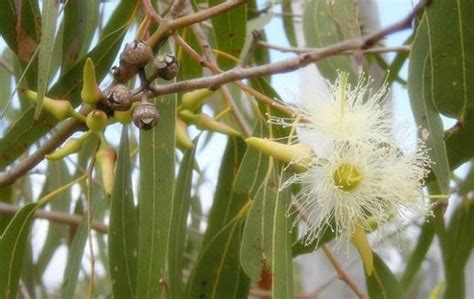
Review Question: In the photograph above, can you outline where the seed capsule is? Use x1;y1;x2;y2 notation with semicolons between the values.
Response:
120;40;153;66
106;84;133;111
154;54;179;80
133;102;159;130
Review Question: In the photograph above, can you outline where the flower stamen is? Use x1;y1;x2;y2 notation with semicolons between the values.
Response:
333;163;363;191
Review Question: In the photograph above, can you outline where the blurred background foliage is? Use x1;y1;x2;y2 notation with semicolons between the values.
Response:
0;0;473;298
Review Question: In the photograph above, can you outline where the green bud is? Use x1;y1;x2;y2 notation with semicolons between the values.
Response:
23;89;73;120
181;88;214;111
176;119;194;150
45;138;82;161
179;110;240;137
351;224;373;276
81;58;103;105
86;110;108;132
96;147;117;196
245;137;314;171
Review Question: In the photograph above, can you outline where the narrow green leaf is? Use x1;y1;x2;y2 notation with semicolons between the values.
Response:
136;95;176;299
282;0;298;47
0;203;36;299
34;0;58;118
458;162;474;195
62;0;93;71
292;225;335;257
186;214;250;299
303;0;358;81
272;171;293;299
0;1;137;170
424;1;474;118
61;196;107;299
168;143;197;299
0;0;41;70
208;0;246;70
408;16;450;194
35;161;72;276
400;219;435;289
109;127;138;299
202;138;246;242
442;200;474;299
186;138;250;299
366;253;404;299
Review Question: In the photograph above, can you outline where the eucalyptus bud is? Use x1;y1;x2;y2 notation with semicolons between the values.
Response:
23;89;73;120
96;147;117;196
81;58;103;105
154;54;179;80
114;102;137;125
245;137;314;172
176;119;194;150
351;224;373;276
106;84;133;111
179;110;241;137
120;40;153;66
45;138;82;161
133;102;159;130
181;88;214;111
86;110;108;132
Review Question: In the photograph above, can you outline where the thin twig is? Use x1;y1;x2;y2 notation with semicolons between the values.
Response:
259;42;411;55
86;141;99;299
0;202;108;233
321;245;367;299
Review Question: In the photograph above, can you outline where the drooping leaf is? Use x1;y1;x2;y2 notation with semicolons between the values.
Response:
208;0;246;70
458;162;474;196
408;15;450;194
136;95;176;299
282;0;298;47
303;0;358;81
442;200;474;299
424;1;474;118
168;142;197;299
35;161;72;277
108;127;138;299
186;138;250;299
366;253;404;299
0;203;37;299
271;171;293;299
61;195;107;299
62;0;99;71
400;219;435;289
186;212;250;299
34;0;58;118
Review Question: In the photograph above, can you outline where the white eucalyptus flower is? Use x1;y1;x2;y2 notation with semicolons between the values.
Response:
269;72;392;154
287;141;431;244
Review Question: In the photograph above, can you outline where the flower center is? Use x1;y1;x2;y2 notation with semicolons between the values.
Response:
333;163;362;191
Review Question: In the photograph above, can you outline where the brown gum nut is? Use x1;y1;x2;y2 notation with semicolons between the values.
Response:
133;102;159;130
120;40;153;66
154;54;179;80
106;84;133;111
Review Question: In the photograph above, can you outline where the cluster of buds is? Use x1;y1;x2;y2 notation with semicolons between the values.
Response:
174;87;249;151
